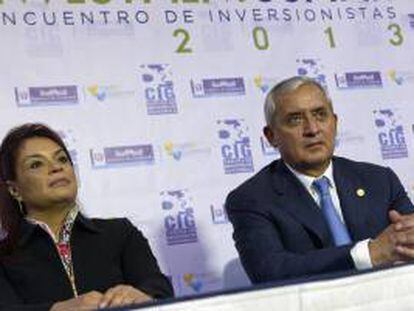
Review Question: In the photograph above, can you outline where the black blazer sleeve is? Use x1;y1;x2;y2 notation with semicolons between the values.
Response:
120;219;174;299
0;264;52;311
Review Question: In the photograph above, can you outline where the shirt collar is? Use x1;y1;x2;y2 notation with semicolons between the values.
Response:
26;205;79;241
284;161;336;192
19;205;100;247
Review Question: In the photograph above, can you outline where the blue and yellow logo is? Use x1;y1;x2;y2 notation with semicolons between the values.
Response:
164;141;182;160
388;70;404;86
183;273;203;292
87;85;107;101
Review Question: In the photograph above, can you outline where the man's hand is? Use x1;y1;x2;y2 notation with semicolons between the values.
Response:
98;284;153;309
50;291;103;311
389;210;414;258
369;210;414;267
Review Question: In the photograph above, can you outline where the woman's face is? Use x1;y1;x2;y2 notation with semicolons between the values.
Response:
9;137;77;211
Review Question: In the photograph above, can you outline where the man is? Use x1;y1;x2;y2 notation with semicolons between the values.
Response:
225;76;414;283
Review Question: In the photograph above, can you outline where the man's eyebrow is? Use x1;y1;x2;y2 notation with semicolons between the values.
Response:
312;107;327;111
285;111;302;116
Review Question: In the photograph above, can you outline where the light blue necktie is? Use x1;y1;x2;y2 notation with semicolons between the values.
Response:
313;177;352;246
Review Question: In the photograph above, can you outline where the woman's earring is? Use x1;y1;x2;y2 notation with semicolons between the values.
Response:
17;199;25;215
7;185;24;214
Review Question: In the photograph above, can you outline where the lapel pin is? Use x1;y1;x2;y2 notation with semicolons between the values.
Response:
356;188;365;197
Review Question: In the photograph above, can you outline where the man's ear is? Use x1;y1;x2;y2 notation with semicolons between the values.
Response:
263;126;278;148
6;181;21;200
332;113;338;137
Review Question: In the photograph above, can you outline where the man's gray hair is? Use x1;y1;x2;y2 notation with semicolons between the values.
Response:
264;76;331;126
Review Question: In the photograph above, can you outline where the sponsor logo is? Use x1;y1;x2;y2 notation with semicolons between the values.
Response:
210;204;228;224
374;109;408;160
335;71;383;89
15;85;78;107
86;84;135;102
87;85;108;101
161;189;198;246
387;69;414;86
162;141;211;161
260;136;279;157
190;77;245;98
253;75;279;94
90;144;155;168
183;273;204;293
217;119;254;174
140;64;177;115
296;58;327;88
176;272;221;295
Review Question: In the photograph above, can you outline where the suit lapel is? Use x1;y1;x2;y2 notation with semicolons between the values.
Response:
271;161;333;246
333;158;372;241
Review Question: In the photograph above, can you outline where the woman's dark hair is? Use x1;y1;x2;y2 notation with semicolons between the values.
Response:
0;123;72;255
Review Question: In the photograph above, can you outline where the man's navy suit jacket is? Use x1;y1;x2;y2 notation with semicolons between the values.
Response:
225;156;414;284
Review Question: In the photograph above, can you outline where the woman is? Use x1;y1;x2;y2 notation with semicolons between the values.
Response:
0;123;173;310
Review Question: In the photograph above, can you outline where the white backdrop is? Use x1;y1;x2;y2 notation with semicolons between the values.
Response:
1;0;414;297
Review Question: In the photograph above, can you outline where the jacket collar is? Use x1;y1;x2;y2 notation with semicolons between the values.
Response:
270;160;333;246
18;212;101;247
270;157;372;244
332;157;372;240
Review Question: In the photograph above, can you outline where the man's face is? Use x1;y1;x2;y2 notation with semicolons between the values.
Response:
264;83;337;176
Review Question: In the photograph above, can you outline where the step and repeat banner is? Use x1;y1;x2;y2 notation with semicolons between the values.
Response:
1;0;414;297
